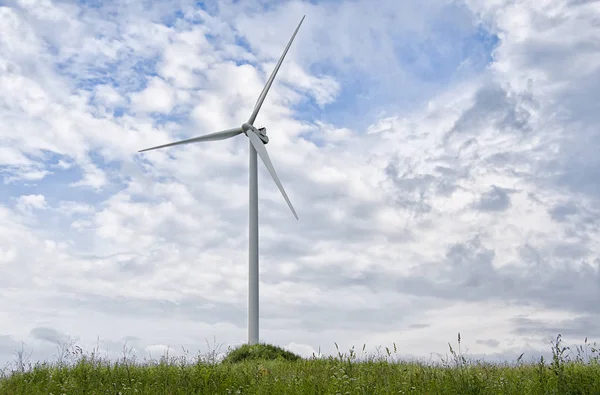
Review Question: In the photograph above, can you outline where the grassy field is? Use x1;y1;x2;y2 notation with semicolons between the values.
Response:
1;334;599;394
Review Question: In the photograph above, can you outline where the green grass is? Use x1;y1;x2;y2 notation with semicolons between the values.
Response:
1;334;599;394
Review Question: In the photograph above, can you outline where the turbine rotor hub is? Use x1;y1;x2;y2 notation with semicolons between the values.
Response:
242;123;269;144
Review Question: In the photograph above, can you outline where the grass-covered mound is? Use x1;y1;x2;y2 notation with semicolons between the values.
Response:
221;343;302;363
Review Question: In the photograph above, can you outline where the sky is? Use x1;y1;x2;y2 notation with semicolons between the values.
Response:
1;0;599;368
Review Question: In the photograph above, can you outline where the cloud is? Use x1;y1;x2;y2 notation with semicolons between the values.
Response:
15;194;47;212
30;327;70;345
476;338;500;348
473;185;516;212
0;0;599;369
130;77;176;114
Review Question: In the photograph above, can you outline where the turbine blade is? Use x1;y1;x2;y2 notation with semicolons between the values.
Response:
138;127;243;153
247;130;298;220
247;15;305;126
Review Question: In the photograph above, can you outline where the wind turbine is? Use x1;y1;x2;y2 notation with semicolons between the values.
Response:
139;16;305;345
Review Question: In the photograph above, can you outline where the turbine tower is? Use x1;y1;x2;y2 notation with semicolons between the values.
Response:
139;16;305;345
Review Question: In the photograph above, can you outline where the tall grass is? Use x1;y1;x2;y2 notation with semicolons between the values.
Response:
1;333;599;394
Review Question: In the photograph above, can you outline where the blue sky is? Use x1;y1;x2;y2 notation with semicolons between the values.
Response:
1;0;599;368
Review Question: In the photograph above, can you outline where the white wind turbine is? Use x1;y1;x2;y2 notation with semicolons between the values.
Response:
139;16;305;345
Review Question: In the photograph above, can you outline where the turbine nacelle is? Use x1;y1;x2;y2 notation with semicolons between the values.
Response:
258;127;268;144
241;123;269;144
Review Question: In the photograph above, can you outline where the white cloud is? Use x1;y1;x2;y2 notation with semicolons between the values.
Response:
130;77;176;114
57;201;95;216
0;0;598;369
93;84;125;108
16;194;47;212
69;162;108;190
